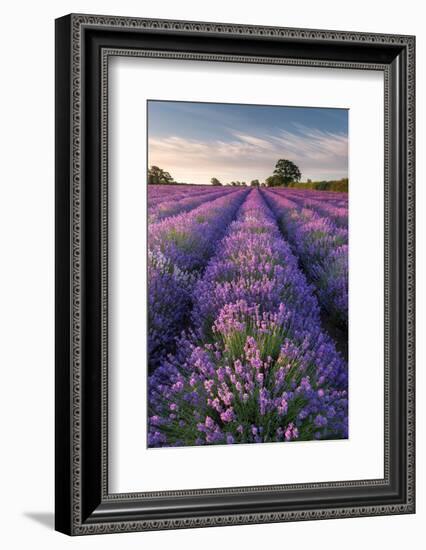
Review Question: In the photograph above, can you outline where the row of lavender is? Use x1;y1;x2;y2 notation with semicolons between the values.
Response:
262;189;348;329
148;188;249;369
148;184;229;209
281;190;348;228
281;188;348;207
148;186;237;223
147;184;205;204
148;189;348;447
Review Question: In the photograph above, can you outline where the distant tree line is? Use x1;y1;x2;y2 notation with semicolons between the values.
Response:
149;161;347;192
210;159;302;188
286;178;348;192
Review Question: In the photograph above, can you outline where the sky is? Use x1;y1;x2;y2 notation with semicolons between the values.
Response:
147;100;348;185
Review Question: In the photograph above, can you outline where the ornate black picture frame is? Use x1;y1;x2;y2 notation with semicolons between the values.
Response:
55;13;415;535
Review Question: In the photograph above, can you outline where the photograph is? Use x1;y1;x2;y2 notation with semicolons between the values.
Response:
51;9;415;539
147;100;349;448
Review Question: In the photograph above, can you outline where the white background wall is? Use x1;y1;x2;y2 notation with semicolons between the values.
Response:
0;0;423;548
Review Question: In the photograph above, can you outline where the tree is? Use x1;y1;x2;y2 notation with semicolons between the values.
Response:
211;177;222;186
267;159;301;187
148;165;175;185
265;175;283;187
250;179;260;187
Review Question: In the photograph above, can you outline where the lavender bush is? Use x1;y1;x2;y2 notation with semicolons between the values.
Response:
279;190;348;228
262;190;348;328
148;189;248;369
149;187;234;223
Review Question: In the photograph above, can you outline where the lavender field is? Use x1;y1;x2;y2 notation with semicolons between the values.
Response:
147;184;348;448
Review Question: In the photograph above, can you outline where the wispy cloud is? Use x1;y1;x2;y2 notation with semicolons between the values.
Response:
148;126;348;184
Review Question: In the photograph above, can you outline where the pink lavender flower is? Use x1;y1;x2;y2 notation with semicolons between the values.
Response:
204;379;215;392
220;407;236;423
277;397;288;416
284;423;299;441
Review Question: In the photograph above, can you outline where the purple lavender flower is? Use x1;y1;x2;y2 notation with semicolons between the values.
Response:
314;414;328;428
205;416;215;429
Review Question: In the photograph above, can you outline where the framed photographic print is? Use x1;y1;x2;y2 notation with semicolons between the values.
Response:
55;14;415;535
